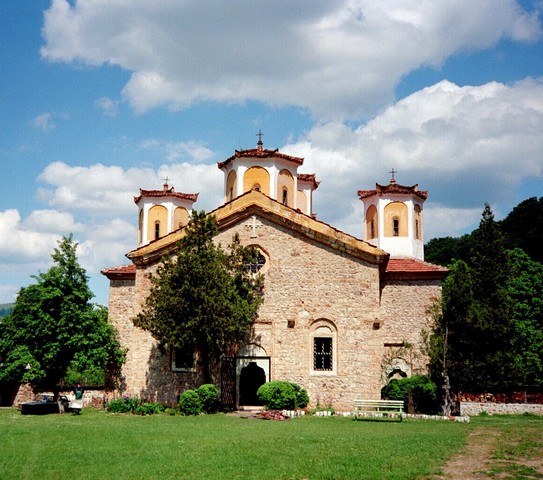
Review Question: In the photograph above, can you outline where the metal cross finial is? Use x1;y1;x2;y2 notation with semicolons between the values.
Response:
163;176;170;191
389;168;397;183
256;129;264;145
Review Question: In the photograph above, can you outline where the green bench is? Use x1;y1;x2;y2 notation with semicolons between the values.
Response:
353;399;404;421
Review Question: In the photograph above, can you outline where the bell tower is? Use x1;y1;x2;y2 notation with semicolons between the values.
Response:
357;170;427;260
134;179;198;246
217;133;319;216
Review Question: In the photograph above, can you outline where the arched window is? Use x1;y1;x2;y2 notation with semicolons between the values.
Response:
282;187;288;205
310;319;337;375
384;202;407;237
365;204;378;239
244;246;269;274
154;221;160;240
414;204;422;240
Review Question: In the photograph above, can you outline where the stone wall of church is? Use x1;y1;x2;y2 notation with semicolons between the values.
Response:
108;215;440;411
215;216;386;410
380;280;441;379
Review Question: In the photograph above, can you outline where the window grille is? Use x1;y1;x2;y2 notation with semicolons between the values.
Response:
313;337;333;370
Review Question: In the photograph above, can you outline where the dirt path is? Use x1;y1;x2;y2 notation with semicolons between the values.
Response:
431;428;500;479
430;426;543;480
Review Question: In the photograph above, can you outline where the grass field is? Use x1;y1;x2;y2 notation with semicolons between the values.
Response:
0;408;541;480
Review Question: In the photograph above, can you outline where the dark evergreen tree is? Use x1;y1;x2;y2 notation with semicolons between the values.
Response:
465;204;514;387
133;211;263;383
500;197;543;263
424;234;473;266
0;235;125;394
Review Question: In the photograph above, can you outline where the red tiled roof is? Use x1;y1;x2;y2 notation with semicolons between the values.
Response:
218;147;304;169
357;182;428;201
385;257;448;280
134;188;199;204
297;173;320;190
101;264;136;280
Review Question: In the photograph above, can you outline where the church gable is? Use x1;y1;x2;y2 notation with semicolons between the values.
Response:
128;189;389;271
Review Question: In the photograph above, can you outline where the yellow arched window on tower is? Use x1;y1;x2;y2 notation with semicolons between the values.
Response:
297;190;308;213
226;170;237;202
244;167;270;196
138;209;144;244
414;204;422;240
365;205;378;239
277;169;294;207
384;202;408;237
174;206;189;230
148;205;168;241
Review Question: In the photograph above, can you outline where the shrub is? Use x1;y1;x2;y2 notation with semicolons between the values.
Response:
197;384;219;414
178;389;202;415
134;402;165;416
107;397;164;415
381;375;439;414
257;381;309;410
107;397;139;413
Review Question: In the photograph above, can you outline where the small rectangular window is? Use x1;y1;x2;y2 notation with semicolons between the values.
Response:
314;337;333;371
393;218;399;236
172;346;194;372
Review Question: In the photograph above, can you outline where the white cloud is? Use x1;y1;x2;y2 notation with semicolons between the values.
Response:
0;210;61;261
285;78;543;239
40;0;542;120
31;112;55;131
140;139;214;163
94;96;120;117
35;160;223;215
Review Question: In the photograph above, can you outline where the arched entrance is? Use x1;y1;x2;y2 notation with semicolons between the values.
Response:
236;344;270;408
239;362;266;406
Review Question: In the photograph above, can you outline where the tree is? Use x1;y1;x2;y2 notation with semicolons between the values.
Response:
0;235;125;394
500;197;543;263
506;248;543;385
424;234;473;266
468;203;514;387
133;211;263;383
428;205;516;391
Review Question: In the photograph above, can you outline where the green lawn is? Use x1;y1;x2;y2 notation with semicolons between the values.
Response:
0;408;540;480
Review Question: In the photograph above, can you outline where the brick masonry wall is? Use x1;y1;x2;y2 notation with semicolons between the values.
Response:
107;214;440;411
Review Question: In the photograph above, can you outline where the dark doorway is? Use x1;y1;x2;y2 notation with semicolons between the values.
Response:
239;362;266;406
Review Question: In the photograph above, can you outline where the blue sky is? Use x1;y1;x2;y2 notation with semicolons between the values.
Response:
1;0;542;305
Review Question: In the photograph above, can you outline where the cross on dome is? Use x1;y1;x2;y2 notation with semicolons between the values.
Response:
389;168;397;184
256;129;264;150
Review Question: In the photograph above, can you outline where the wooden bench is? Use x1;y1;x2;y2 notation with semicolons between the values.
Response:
353;399;404;421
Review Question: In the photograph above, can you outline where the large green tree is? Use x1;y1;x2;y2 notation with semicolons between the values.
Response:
506;248;543;385
428;205;518;393
0;235;125;393
133;211;264;383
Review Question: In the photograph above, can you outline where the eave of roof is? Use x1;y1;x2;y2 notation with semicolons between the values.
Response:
127;190;389;270
297;173;320;190
358;182;428;201
101;264;136;280
384;257;449;281
217;147;304;169
134;188;199;204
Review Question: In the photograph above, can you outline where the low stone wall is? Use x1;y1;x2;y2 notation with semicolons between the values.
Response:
14;384;109;409
461;401;543;416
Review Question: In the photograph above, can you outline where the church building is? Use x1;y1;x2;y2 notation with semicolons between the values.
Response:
102;138;448;410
